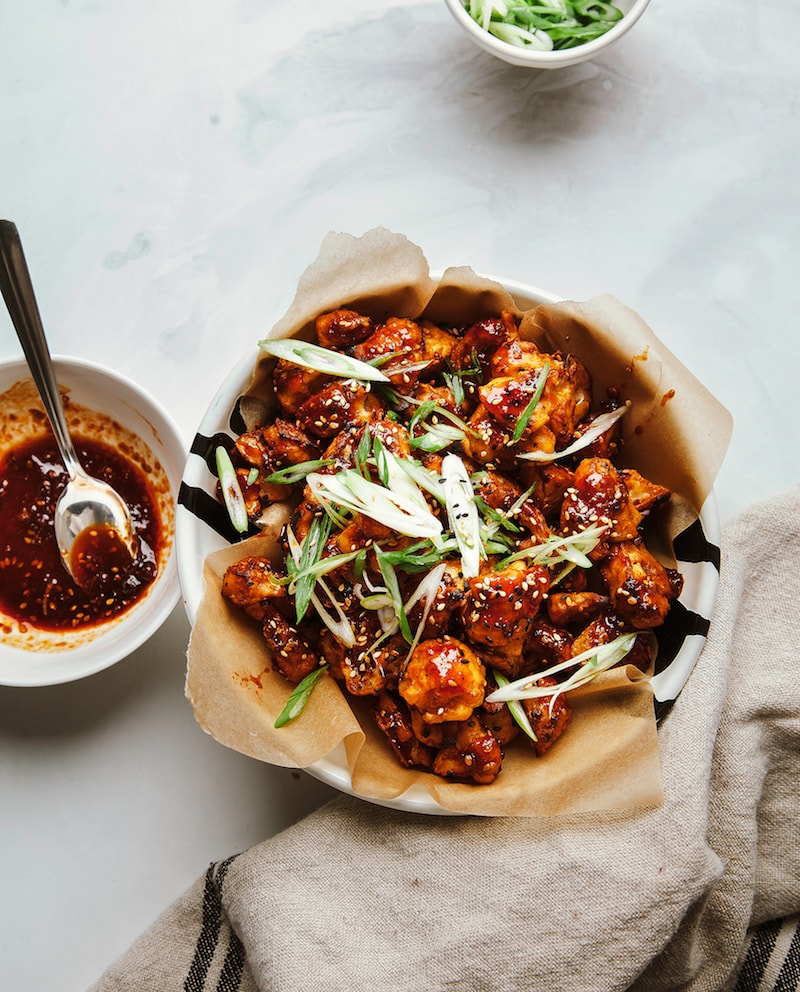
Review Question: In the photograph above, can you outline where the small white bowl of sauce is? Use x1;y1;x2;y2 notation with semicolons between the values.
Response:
0;356;186;686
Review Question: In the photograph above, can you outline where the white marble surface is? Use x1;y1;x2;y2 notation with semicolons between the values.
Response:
0;2;797;989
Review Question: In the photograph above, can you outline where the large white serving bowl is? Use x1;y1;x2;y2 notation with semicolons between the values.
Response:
442;0;652;69
0;356;186;687
176;276;721;814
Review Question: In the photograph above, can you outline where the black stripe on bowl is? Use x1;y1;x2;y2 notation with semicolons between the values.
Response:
652;507;721;722
673;515;721;571
178;424;260;545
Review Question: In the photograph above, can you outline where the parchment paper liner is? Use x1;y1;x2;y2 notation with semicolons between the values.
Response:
186;228;732;817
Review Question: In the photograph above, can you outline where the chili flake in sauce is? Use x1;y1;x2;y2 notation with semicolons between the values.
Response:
0;433;161;631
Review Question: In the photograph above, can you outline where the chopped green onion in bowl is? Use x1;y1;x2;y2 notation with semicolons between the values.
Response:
462;0;624;51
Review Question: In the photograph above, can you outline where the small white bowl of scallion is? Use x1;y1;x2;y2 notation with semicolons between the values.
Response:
442;0;652;69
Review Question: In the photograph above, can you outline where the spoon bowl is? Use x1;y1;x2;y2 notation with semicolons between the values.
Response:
0;220;137;586
55;475;139;585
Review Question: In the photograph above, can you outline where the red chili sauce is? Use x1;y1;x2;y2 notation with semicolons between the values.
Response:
0;433;161;631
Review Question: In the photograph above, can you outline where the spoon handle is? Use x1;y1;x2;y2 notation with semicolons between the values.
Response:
0;220;82;477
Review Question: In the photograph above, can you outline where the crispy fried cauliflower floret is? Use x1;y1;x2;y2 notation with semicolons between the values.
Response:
315;308;374;350
449;312;518;373
488;337;543;378
460;403;518;470
399;635;486;724
599;541;683;629
560;457;643;556
260;605;320;684
460;559;550;678
349;317;459;390
272;360;330;415
321;614;406;696
470;468;551;542
431;713;504;784
404;560;467;641
479;675;521;747
221;556;289;621
295;380;383;438
235;418;321;474
373;691;436;770
522;677;572;757
619;467;672;517
546;590;609;627
231;419;323;509
351;317;426;387
523;618;575;670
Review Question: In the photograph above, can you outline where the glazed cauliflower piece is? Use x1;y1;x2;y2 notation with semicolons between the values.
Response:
399;635;486;725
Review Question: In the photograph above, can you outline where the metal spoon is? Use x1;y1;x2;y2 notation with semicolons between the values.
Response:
0;220;138;584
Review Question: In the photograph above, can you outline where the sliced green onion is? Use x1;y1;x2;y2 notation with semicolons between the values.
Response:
410;423;468;453
407;400;473;452
257;338;390;382
441;453;483;579
359;592;395;611
572;0;622;21
493;671;538;741
274;664;329;728
379;446;441;523
306;469;443;540
313;574;357;646
442;370;466;409
473;496;523;535
495;522;606;572
398;458;447;505
262;458;334;485
492;21;553;49
285;527;356;647
375;538;457;574
386;358;434;376
403;396;477;452
372;435;391;487
442;354;483;408
401;562;448;666
512;359;550;443
288;515;333;624
215;445;249;534
354;427;373;478
463;0;623;51
481;532;517;556
517;405;628;463
246;467;259;486
375;546;414;643
486;632;638;704
288;545;364;589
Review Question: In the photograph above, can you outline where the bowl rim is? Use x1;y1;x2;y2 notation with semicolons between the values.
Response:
0;354;185;687
442;0;652;68
176;273;721;815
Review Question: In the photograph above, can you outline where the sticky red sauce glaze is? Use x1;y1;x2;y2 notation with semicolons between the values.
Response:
0;433;161;632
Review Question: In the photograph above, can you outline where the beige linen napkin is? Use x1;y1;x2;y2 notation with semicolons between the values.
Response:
90;487;800;992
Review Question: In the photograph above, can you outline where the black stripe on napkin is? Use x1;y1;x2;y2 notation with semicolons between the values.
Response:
217;931;246;992
775;918;800;992
184;856;240;992
735;918;780;991
734;916;800;992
